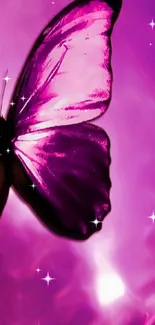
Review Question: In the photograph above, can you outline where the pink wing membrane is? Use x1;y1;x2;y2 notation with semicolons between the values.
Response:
11;0;114;135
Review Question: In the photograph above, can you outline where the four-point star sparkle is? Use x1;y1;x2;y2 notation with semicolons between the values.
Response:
3;76;11;82
149;19;155;29
21;96;26;101
91;218;102;227
42;272;55;286
10;101;15;106
148;211;155;223
36;267;41;273
30;183;36;189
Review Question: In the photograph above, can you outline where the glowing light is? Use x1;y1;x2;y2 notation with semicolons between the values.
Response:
21;96;26;101
42;272;55;286
3;76;11;82
10;101;15;106
149;19;155;29
148;211;155;223
91;218;101;227
96;272;125;305
30;183;36;189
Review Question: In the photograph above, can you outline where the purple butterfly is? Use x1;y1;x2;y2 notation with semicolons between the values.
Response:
0;0;122;240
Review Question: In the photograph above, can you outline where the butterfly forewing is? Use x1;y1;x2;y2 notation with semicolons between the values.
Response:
7;0;121;136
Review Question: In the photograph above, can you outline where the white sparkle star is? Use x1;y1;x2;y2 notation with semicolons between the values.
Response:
91;218;101;227
10;101;15;106
42;272;55;286
149;19;155;29
3;76;11;82
36;267;41;273
30;183;36;189
21;96;26;101
6;148;10;153
148;211;155;223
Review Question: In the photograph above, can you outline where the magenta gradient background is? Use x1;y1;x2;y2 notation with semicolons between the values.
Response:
0;1;155;324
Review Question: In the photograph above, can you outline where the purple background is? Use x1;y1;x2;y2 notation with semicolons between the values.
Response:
0;1;155;324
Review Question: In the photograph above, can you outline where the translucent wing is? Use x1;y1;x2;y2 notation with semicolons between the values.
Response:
11;123;111;240
7;0;122;137
7;0;122;240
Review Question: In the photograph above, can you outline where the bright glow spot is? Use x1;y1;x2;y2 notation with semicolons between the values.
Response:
96;272;125;305
3;76;11;82
148;211;155;223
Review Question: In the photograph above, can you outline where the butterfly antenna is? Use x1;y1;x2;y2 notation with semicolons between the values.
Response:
0;69;8;117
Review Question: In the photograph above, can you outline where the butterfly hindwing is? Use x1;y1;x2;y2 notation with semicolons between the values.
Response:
11;122;111;240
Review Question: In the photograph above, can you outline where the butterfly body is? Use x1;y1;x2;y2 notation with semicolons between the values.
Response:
0;116;11;216
0;117;9;154
0;0;122;240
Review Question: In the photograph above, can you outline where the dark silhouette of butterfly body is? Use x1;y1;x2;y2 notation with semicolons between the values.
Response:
0;117;9;153
0;116;11;215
